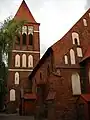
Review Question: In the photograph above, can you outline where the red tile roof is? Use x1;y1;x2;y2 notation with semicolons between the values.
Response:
14;0;36;23
24;93;37;100
81;94;90;102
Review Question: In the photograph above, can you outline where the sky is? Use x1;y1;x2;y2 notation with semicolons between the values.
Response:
0;0;89;57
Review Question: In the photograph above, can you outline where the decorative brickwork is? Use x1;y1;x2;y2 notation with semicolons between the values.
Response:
7;0;40;114
29;9;90;120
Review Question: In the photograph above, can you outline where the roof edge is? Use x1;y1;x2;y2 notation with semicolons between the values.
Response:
29;47;53;79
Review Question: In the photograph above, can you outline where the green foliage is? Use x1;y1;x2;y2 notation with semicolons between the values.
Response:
0;78;7;94
0;17;25;55
0;17;25;96
0;62;7;95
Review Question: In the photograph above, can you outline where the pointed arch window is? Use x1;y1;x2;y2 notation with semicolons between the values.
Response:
70;49;76;64
28;55;33;67
64;55;68;64
15;72;19;85
77;47;83;57
15;54;20;67
22;54;26;67
22;33;26;45
28;26;33;34
28;26;33;45
29;34;33;45
83;19;87;26
10;89;15;101
72;32;80;45
22;26;27;34
71;73;81;95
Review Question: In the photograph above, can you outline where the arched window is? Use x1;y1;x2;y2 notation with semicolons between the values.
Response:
70;49;76;64
29;34;33;45
83;19;87;26
71;73;81;95
28;26;33;45
88;68;90;84
10;89;15;101
72;32;80;45
15;72;19;85
28;26;33;34
22;33;26;45
28;55;33;67
22;26;27;34
77;47;83;57
22;54;26;67
15;54;20;67
64;55;68;64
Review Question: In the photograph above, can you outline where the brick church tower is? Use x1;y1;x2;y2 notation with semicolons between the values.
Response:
7;0;40;112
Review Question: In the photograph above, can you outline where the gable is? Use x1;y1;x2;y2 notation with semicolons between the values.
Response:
51;8;90;66
14;0;36;23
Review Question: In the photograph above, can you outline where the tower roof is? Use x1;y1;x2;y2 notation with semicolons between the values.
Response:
14;0;36;23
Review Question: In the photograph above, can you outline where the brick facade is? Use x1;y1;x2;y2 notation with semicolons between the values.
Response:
29;9;90;120
7;0;40;113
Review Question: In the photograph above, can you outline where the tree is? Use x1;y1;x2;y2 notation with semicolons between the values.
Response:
0;17;25;111
0;17;25;63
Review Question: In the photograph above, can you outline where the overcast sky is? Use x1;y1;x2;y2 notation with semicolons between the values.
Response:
0;0;89;57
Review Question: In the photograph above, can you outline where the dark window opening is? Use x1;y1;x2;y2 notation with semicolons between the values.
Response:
22;33;26;45
29;34;33;45
40;72;42;80
74;38;78;45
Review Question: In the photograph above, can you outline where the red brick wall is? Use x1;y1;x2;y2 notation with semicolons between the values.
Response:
9;52;39;69
24;100;36;115
29;9;90;120
52;9;90;67
82;59;90;93
7;20;40;113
